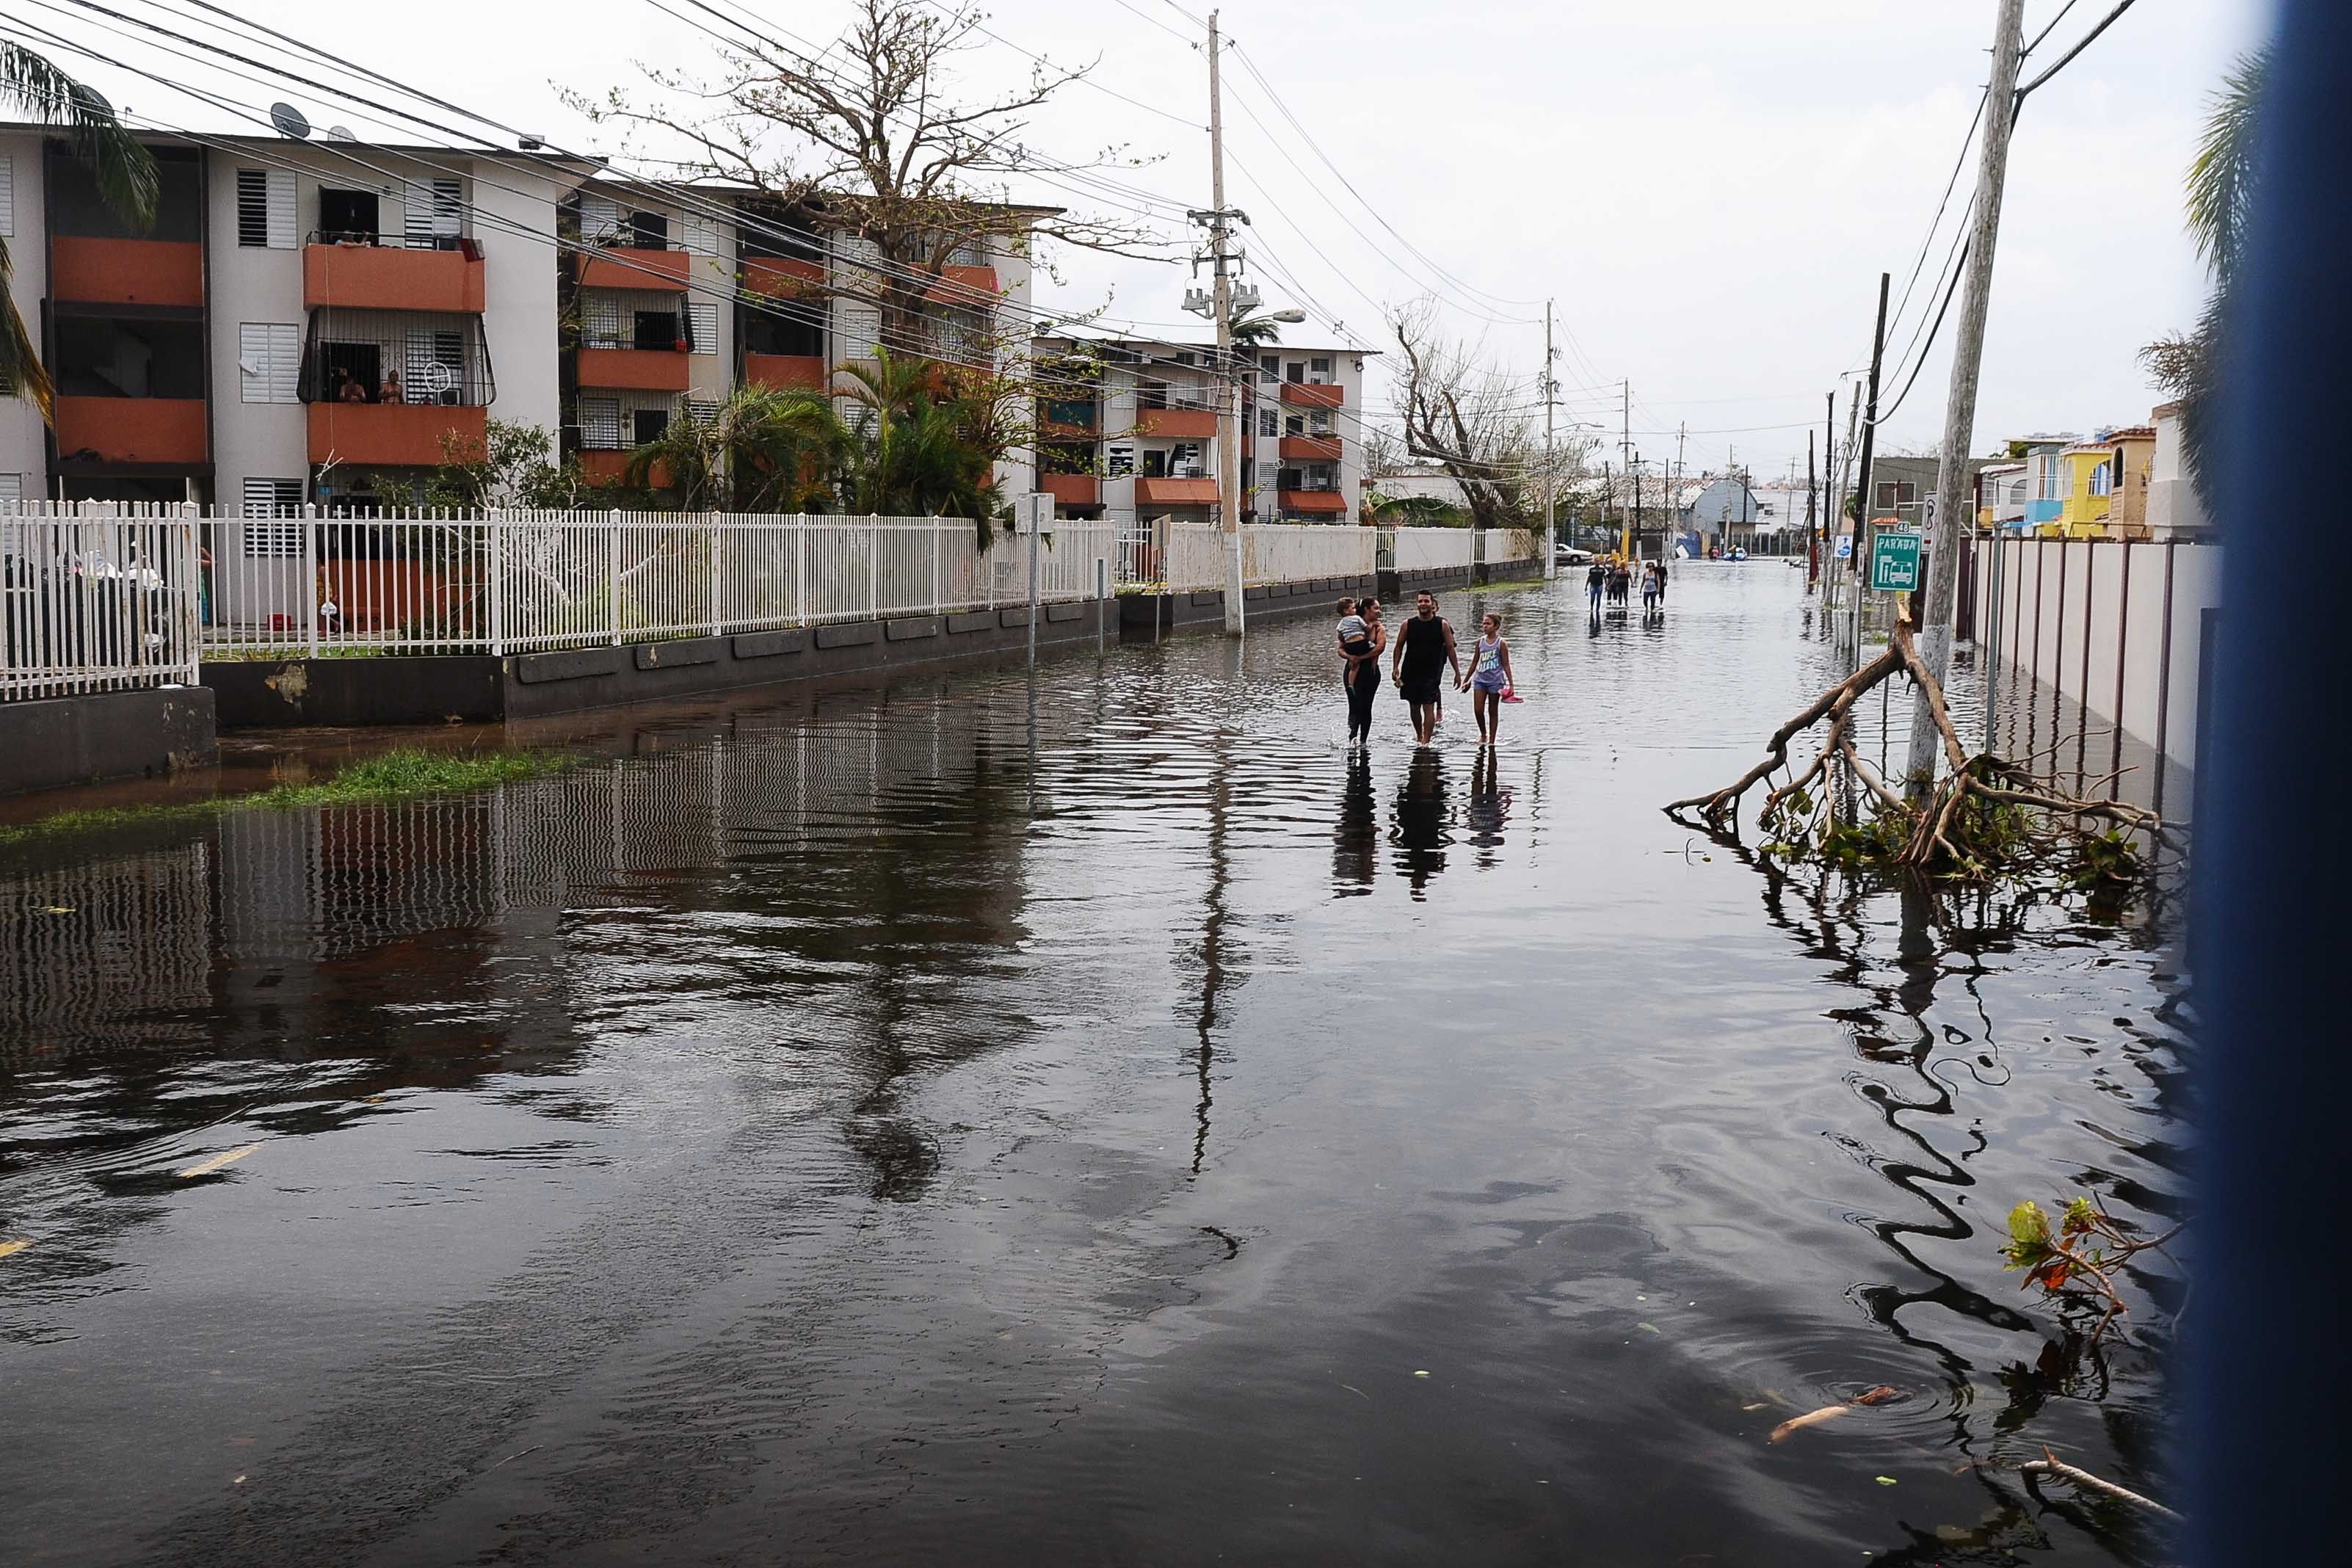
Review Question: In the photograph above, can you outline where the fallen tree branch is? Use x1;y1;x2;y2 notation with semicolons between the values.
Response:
2017;1449;2183;1523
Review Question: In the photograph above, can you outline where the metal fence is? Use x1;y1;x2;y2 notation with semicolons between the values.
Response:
200;510;1118;656
1128;523;1538;593
1;502;203;700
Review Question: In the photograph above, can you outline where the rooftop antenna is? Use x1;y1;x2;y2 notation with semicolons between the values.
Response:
269;102;312;139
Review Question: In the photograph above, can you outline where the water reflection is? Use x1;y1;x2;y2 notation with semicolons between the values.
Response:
1464;747;1512;866
1389;746;1452;895
1332;752;1377;893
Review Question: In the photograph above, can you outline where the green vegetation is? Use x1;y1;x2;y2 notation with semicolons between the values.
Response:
0;748;578;846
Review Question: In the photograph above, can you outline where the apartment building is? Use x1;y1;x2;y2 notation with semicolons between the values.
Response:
1030;333;1368;536
0;126;575;517
562;181;1039;495
0;127;1040;514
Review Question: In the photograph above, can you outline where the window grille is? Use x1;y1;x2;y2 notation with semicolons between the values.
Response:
1309;357;1333;380
682;213;720;255
0;153;12;237
1258;407;1277;438
579;397;623;449
686;396;719;424
1106;444;1135;478
1258;354;1277;384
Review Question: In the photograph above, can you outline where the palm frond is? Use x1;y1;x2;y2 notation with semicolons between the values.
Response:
0;237;57;418
2186;46;2269;285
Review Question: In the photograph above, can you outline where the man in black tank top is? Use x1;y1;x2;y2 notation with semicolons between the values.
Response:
1390;589;1461;744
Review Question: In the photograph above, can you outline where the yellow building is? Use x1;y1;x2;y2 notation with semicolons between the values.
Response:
2108;424;2157;537
2053;440;2119;537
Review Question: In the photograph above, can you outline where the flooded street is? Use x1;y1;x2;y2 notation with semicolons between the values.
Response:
1;566;2187;1566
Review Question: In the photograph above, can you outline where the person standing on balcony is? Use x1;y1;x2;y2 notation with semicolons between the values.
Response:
380;370;404;405
1391;590;1460;746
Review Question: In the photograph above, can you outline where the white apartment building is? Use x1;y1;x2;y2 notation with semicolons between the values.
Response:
1031;334;1370;537
0;127;1041;516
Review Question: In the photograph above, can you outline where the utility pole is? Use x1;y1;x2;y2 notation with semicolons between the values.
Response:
1906;0;2027;789
1849;272;1892;670
1812;391;1832;590
1804;429;1818;584
1619;380;1631;557
1544;300;1558;553
1204;9;1245;636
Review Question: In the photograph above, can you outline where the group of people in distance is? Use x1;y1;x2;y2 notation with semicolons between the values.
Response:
1335;589;1517;747
1584;556;1669;611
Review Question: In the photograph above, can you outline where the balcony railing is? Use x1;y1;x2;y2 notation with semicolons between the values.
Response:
304;232;487;313
578;247;692;292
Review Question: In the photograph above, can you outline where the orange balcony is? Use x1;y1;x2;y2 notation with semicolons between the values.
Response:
579;449;672;488
53;396;207;465
308;403;487;468
576;346;692;391
1039;473;1099;508
1135;476;1220;506
1134;407;1218;440
50;238;204;308
304;242;486;313
1280;382;1344;410
923;264;1000;305
741;255;824;297
1280;434;1343;462
744;352;829;393
578;247;691;292
1280;489;1350;516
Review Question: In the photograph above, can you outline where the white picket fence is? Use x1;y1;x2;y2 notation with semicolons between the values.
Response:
198;510;1118;656
1;502;203;700
1134;523;1539;593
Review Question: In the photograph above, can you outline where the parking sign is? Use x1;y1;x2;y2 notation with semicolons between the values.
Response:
1869;529;1922;592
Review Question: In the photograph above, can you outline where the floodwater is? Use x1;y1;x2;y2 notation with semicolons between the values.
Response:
1;566;2189;1566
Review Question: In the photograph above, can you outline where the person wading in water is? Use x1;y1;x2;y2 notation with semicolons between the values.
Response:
1390;590;1462;746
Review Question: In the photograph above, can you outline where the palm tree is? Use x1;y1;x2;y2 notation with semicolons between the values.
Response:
0;46;159;419
1226;305;1287;352
835;348;998;533
623;385;848;511
2142;46;2268;510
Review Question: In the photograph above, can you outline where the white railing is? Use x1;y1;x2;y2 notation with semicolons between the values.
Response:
1;501;203;700
199;509;1119;657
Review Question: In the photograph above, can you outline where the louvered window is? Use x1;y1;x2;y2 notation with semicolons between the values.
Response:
404;178;462;246
0;155;13;238
1257;461;1279;488
0;473;21;500
239;322;302;403
686;396;719;424
579;397;622;449
687;301;717;353
578;195;621;244
682;213;719;255
1257;407;1277;438
236;168;296;248
241;479;305;556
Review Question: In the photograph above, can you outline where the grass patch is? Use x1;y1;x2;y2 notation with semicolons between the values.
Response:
0;748;578;846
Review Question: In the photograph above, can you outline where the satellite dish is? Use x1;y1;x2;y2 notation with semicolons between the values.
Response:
269;102;312;139
324;126;357;143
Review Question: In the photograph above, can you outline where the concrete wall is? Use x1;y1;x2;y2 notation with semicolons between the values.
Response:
473;157;573;450
1972;536;2223;769
0;686;217;795
0;130;49;499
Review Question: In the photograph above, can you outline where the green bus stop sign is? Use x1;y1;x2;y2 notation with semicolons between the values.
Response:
1869;529;1923;592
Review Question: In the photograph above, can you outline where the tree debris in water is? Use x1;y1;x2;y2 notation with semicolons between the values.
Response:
2003;1197;2183;1343
1768;1385;1902;1444
178;1143;263;1179
1666;617;2164;890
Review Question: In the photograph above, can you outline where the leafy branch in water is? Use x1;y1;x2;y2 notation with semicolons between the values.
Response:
2003;1197;2184;1344
1666;614;2166;892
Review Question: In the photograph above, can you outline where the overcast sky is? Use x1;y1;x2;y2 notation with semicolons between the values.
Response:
26;0;2272;481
